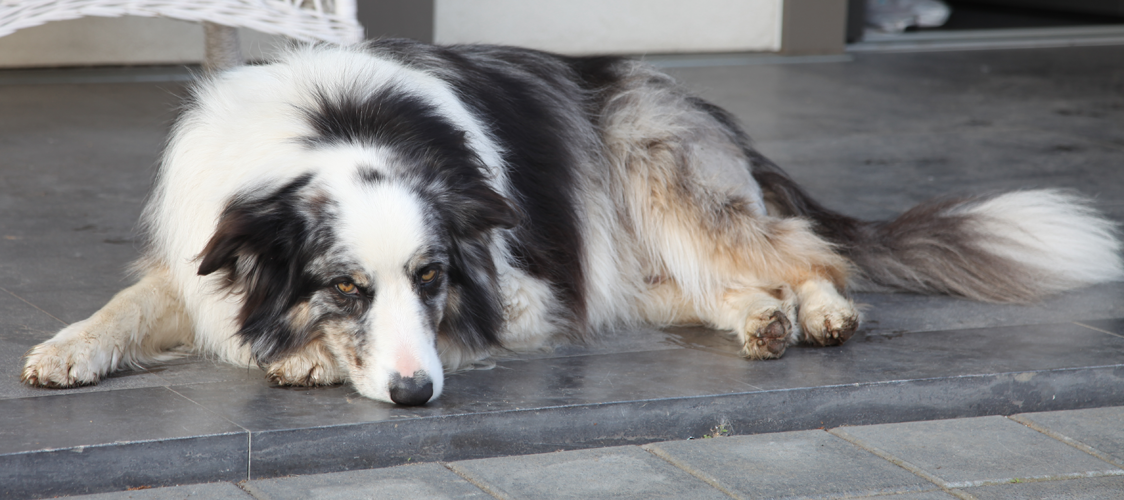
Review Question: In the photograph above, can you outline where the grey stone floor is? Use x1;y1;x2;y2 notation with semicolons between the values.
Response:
53;406;1124;499
2;44;1124;498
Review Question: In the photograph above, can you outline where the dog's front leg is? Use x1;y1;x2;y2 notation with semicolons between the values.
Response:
21;267;190;387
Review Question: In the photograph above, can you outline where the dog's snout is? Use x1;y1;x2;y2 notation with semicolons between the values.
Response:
388;372;434;406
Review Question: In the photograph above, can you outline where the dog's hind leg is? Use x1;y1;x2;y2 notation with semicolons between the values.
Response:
602;70;858;357
21;266;191;387
795;278;859;346
640;278;800;359
612;132;858;358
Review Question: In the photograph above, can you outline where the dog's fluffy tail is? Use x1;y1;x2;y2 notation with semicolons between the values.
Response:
844;190;1123;301
754;167;1123;302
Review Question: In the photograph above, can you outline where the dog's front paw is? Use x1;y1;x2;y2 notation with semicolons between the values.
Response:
266;342;344;386
741;309;795;359
22;338;107;388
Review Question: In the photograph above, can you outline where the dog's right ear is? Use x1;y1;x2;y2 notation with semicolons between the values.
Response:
197;174;314;280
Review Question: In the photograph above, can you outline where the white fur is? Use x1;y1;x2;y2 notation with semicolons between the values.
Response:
957;189;1124;291
334;179;445;402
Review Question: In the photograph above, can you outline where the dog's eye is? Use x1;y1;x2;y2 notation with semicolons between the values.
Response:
419;268;439;284
335;281;358;296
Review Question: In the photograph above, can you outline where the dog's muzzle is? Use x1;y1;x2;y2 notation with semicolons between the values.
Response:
388;371;434;406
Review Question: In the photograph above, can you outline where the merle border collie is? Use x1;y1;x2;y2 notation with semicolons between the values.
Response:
22;41;1123;405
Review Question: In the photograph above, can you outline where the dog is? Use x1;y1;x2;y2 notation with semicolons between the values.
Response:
21;41;1123;405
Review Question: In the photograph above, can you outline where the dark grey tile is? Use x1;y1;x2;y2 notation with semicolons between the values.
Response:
449;446;728;499
645;431;934;499
436;348;762;407
855;285;1124;338
833;416;1122;488
671;46;1124;146
0;388;247;498
173;348;762;434
611;321;1124;406
965;475;1124;500
148;356;268;387
56;482;252;500
747;321;1124;391
3;287;130;328
754;127;1124;222
1013;406;1124;467
0;387;244;454
1076;318;1124;338
0;285;65;344
244;463;490;500
169;381;401;433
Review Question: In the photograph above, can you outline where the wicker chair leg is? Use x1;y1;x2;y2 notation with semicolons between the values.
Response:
203;21;243;73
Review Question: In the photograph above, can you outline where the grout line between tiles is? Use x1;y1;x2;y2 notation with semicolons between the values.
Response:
941;470;1124;489
0;285;68;326
641;443;741;499
237;480;272;500
826;428;977;500
1009;414;1124;468
442;462;512;500
163;385;255;482
1073;321;1124;339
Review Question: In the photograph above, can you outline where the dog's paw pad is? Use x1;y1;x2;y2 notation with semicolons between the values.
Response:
742;310;792;360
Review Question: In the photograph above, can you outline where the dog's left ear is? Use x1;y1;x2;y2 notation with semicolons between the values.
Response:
197;175;320;365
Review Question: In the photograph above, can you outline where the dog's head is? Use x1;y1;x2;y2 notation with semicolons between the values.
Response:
196;87;519;405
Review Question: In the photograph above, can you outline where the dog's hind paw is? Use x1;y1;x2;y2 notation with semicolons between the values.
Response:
741;309;794;359
797;285;859;347
22;340;106;388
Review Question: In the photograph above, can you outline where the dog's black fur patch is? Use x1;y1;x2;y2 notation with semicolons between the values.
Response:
197;173;331;363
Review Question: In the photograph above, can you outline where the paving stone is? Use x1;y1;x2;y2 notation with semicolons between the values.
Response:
448;445;728;499
643;430;934;499
243;463;489;500
849;493;957;500
831;416;1123;488
59;482;253;499
964;475;1124;500
1011;406;1124;467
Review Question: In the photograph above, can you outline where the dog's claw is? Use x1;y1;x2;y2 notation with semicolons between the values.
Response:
813;316;857;346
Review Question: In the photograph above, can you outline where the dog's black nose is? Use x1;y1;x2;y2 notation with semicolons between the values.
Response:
388;372;434;406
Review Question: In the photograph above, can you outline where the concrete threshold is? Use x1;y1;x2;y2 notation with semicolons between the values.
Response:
850;25;1124;53
4;319;1124;498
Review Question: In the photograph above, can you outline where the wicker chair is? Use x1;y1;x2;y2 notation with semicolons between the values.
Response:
0;0;364;71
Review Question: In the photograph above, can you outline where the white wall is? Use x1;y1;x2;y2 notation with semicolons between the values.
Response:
0;2;783;68
435;0;783;54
